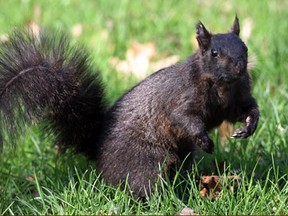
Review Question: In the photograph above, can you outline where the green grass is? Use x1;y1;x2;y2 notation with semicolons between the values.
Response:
0;0;288;214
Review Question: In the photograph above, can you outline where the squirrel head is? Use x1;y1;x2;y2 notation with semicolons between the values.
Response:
196;16;248;83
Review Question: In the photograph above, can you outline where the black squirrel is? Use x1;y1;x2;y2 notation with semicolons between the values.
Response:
0;17;259;197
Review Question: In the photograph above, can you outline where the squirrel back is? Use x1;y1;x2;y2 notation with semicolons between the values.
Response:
0;17;259;197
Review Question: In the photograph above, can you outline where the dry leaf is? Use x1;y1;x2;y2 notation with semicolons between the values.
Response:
199;175;241;199
199;187;208;197
24;4;41;39
176;207;199;216
219;121;234;144
151;55;180;72
241;18;253;43
25;176;35;182
33;4;41;22
0;34;9;43
27;22;41;38
110;41;156;79
72;24;83;38
110;41;179;80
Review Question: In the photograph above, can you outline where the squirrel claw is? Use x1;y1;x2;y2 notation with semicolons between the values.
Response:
231;127;250;139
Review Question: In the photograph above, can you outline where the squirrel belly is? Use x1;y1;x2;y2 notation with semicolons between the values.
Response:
0;17;259;197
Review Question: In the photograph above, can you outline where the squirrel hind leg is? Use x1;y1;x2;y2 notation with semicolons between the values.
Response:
97;140;177;197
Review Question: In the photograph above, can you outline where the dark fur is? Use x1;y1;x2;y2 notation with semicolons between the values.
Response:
0;17;259;197
0;30;106;156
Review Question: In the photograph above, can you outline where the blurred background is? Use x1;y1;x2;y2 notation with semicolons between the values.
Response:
0;0;287;102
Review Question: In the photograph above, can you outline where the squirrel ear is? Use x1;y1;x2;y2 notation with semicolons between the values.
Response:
230;16;240;36
196;22;211;53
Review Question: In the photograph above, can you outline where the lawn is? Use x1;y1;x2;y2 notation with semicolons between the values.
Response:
0;0;287;214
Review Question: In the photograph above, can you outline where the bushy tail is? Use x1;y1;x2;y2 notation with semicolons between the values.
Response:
0;28;106;157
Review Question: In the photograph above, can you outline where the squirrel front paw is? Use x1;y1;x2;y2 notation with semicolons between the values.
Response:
231;126;251;138
231;116;258;139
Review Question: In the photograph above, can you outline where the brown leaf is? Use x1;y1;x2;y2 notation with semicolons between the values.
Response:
199;187;208;197
110;41;179;80
110;41;156;79
199;175;241;199
219;121;234;144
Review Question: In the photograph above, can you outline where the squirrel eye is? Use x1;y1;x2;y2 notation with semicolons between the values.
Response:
211;48;218;57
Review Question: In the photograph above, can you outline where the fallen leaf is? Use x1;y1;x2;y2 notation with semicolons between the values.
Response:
26;22;41;38
219;121;234;144
199;187;208;197
33;4;41;22
25;176;35;182
176;207;200;216
241;18;253;43
151;55;180;72
24;4;41;39
0;34;9;43
110;41;179;80
199;175;241;199
110;41;156;79
72;24;83;38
